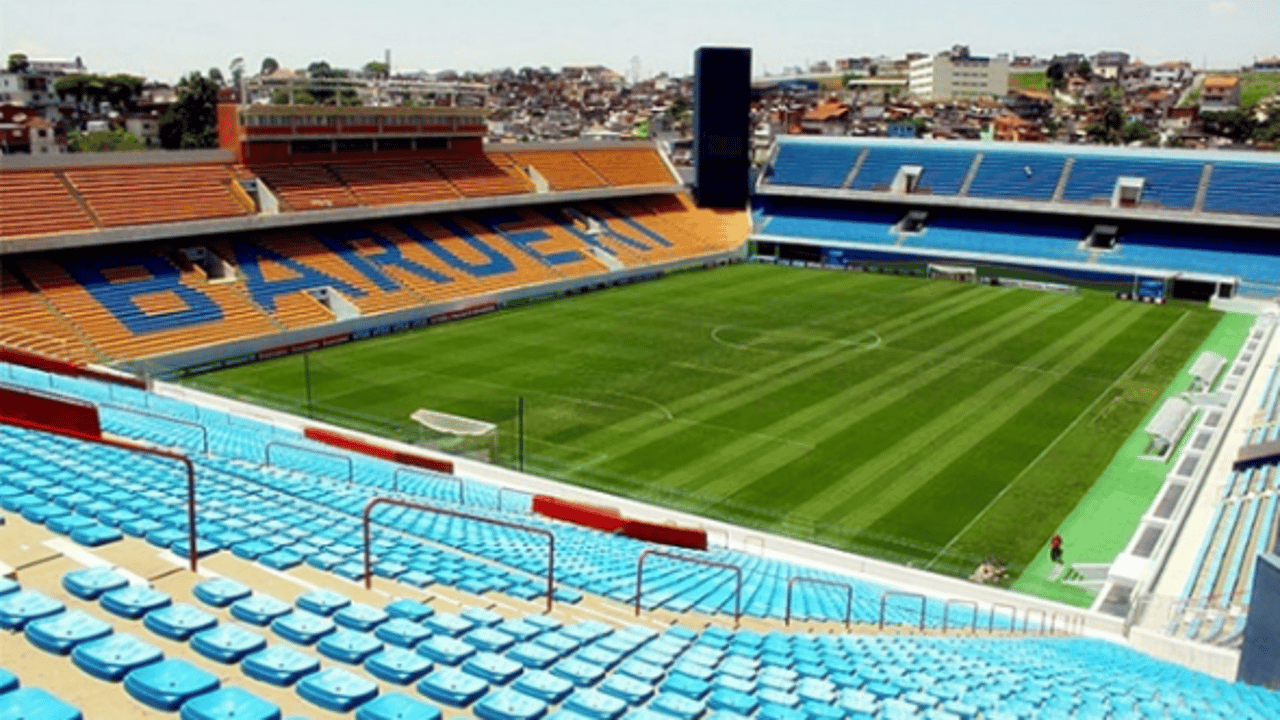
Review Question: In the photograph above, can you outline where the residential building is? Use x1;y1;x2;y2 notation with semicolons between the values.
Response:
1200;76;1242;111
908;45;1009;101
1253;57;1280;71
0;105;64;154
1150;61;1193;89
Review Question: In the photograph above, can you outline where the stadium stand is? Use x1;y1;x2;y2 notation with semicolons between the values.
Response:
752;198;902;246
766;142;864;189
1059;156;1203;209
3;361;1280;718
0;196;739;362
251;163;361;211
0;171;97;238
62;164;253;227
431;155;532;197
902;215;1086;262
327;159;463;206
576;148;677;187
848;146;975;195
507;151;609;191
965;151;1066;201
1202;162;1280;216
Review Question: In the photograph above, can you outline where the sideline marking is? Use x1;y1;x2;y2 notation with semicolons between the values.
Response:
924;310;1190;570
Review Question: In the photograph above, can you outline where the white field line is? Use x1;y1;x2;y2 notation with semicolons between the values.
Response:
925;310;1190;570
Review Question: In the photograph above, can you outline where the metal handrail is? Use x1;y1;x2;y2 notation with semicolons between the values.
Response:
102;403;209;455
1025;607;1047;635
266;440;354;483
944;599;978;634
635;549;741;627
990;602;1017;634
879;591;926;631
362;496;555;612
392;466;462;501
785;576;853;629
0;416;199;572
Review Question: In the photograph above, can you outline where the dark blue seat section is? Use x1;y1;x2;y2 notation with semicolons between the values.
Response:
1061;155;1204;209
966;151;1066;200
850;146;975;195
1099;226;1280;285
1203;162;1280;216
904;213;1088;262
768;142;864;188
755;197;901;245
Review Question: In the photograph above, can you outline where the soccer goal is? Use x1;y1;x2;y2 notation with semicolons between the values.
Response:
410;408;500;464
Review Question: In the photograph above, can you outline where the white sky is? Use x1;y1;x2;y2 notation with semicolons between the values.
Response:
1;0;1274;83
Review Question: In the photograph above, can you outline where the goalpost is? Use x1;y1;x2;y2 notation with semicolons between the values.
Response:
410;408;500;464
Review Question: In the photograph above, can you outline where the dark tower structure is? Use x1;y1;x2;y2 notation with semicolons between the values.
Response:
693;47;751;209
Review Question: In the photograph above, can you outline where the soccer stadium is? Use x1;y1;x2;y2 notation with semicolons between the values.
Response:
2;49;1280;720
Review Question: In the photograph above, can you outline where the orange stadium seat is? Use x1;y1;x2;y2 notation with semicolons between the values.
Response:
576;147;676;187
0;266;97;362
63;164;252;227
507;151;609;191
430;155;532;197
253;163;360;211
0;171;98;238
327;159;461;206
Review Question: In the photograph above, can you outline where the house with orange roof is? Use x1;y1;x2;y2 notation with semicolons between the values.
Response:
1201;76;1242;111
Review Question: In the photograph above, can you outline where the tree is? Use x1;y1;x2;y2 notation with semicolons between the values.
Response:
260;57;279;75
1086;95;1125;144
209;67;224;86
1201;109;1258;142
1076;59;1092;79
1046;62;1068;92
67;129;146;152
363;61;389;77
1121;120;1155;144
158;71;219;149
7;53;28;73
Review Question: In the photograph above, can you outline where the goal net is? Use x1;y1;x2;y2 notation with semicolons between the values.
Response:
410;408;500;463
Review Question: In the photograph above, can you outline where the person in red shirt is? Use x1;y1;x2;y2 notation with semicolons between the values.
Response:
1050;533;1064;564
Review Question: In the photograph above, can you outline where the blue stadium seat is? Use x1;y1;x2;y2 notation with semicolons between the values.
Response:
178;686;282;720
124;658;220;711
296;666;379;712
0;687;84;720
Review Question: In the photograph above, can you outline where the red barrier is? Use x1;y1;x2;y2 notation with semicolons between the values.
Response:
532;495;627;533
0;384;101;439
624;520;708;550
304;427;454;474
0;346;146;389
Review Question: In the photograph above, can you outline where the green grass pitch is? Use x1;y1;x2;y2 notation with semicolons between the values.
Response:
184;263;1221;579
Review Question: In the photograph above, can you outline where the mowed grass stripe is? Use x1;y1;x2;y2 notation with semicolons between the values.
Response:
664;293;1077;496
787;300;1139;523
567;282;1014;455
691;296;1111;520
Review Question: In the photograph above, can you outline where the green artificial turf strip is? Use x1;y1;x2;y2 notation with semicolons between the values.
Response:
184;263;1219;580
1009;311;1254;605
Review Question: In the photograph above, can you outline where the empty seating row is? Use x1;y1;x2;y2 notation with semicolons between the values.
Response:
1203;162;1280;216
0;171;97;238
64;164;253;227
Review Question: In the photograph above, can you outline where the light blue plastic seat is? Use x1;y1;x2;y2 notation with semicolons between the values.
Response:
25;610;113;654
417;666;490;707
192;577;252;608
179;686;282;720
61;567;128;600
0;687;84;720
355;692;442;720
296;666;379;712
71;632;164;681
295;588;350;616
417;635;477;666
317;628;384;664
271;610;337;646
144;603;218;641
512;670;575;703
242;646;321;687
124;658;220;711
364;646;434;685
475;687;550;720
464;651;525;685
0;590;65;630
101;585;171;619
191;624;267;664
563;689;629;720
